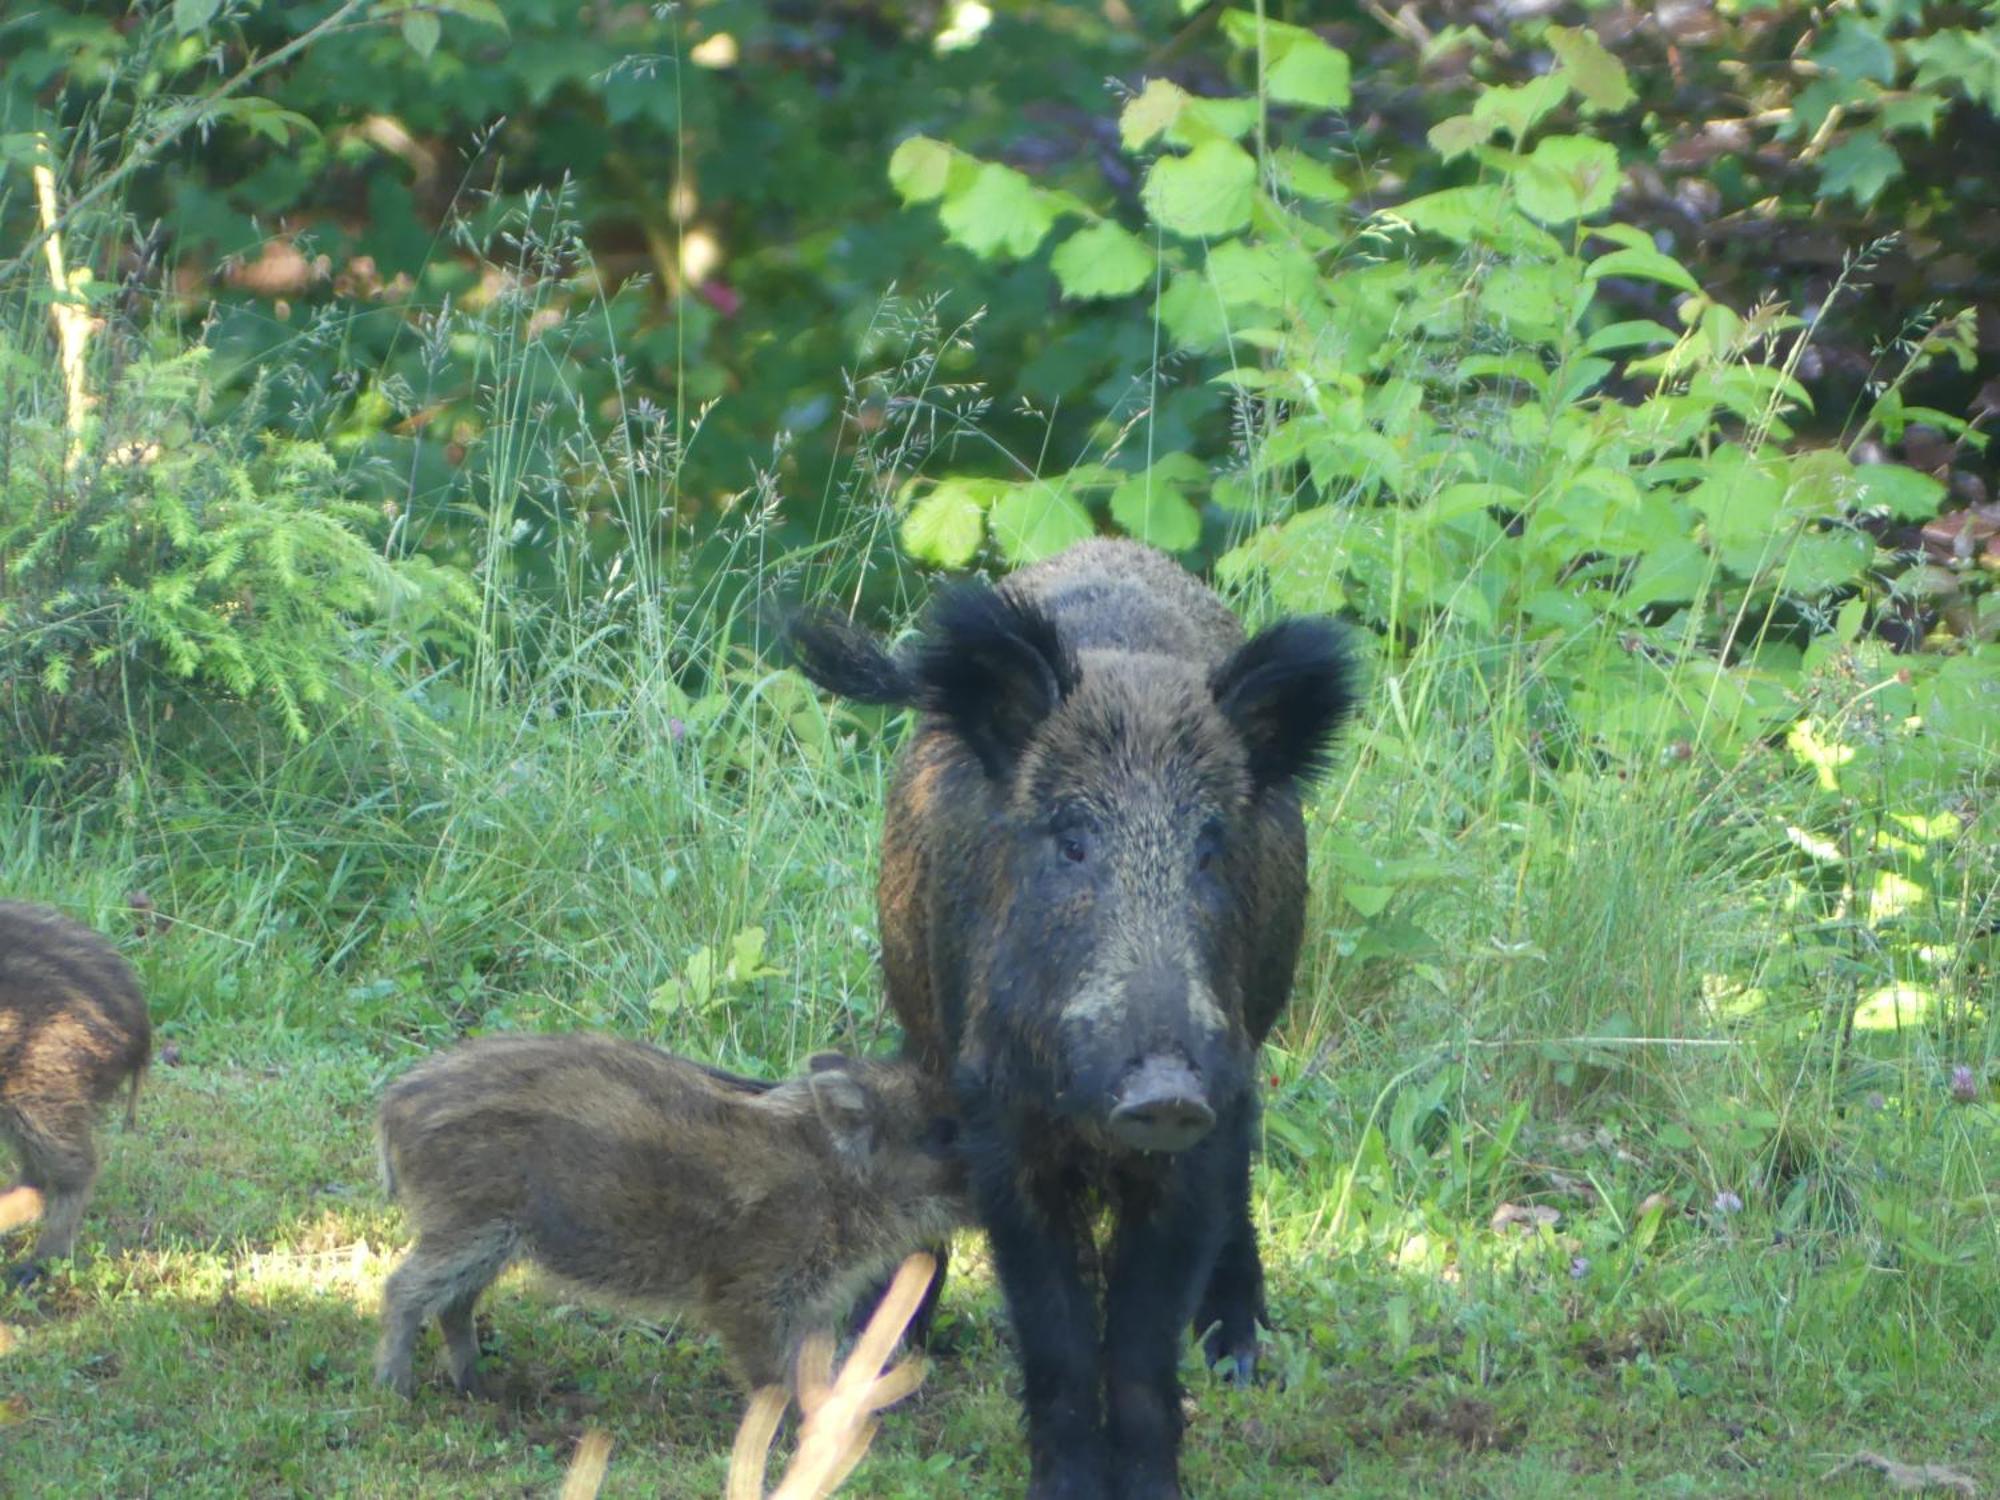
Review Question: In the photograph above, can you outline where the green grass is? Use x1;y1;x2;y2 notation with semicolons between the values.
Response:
1;1022;1991;1497
3;220;1994;1497
3;563;1995;1498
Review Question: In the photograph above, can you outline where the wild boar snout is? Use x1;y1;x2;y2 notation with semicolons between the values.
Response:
1107;1053;1215;1153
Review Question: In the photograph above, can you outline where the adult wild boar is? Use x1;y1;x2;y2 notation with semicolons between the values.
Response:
0;901;151;1283
374;1034;965;1398
787;539;1356;1499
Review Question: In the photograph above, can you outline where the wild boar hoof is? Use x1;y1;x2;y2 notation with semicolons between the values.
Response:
3;1260;44;1291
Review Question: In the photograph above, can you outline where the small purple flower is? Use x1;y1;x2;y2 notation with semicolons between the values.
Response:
1569;1255;1590;1280
668;717;689;743
1864;1091;1886;1112
1949;1065;1978;1105
1713;1190;1743;1215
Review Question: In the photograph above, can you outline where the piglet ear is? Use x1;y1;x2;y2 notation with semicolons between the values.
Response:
809;1066;875;1159
912;583;1079;780
1211;617;1357;792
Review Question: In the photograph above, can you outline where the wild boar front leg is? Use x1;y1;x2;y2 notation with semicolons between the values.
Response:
974;1128;1107;1500
1103;1129;1236;1500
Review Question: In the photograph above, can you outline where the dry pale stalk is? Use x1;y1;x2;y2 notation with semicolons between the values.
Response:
725;1250;938;1500
31;140;99;478
558;1429;614;1500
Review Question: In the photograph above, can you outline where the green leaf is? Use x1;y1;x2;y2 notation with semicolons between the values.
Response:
1109;456;1207;552
1050;222;1155;300
1624;539;1711;611
1816;130;1901;206
988;482;1096;564
1780;530;1873;594
1471;73;1570;143
1814;17;1897;85
1547;24;1636;112
1142;139;1257;240
889;136;956;204
1390;185;1509;244
1265;34;1351;110
1220;12;1351;106
401;9;441;60
1271;147;1349;203
1514;135;1621;224
938;163;1058;259
1427;114;1498;162
1586;246;1700;295
1907;29;2000;112
174;0;221;33
1851;463;1945;519
1121;80;1189;150
1583;318;1678;354
901;483;988;568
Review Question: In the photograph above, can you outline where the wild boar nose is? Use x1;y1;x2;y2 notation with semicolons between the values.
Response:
1108;1054;1216;1153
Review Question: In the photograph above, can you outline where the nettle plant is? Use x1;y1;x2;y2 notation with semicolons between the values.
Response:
884;13;1996;1007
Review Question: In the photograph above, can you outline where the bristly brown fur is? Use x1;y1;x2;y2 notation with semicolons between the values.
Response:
373;1032;966;1399
0;900;152;1277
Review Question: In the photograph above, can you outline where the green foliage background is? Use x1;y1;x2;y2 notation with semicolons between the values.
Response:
0;3;1997;1493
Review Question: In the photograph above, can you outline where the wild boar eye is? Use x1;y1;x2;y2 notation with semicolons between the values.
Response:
1060;834;1088;864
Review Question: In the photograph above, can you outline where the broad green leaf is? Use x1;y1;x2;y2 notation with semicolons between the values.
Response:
1907;28;2000;112
1428;113;1498;162
1688;446;1785;555
1481;260;1573;339
1271;147;1349;203
1780;529;1873;595
1219;11;1350;108
1050;222;1155;300
988;482;1096;563
175;0;221;33
1389;185;1509;244
1170;96;1261;148
1471;74;1570;143
901;483;987;568
1547;24;1635;112
1121;80;1189;151
1110;477;1202;552
1265;34;1351;110
939;164;1058;259
1813;17;1897;85
1851;463;1945;519
1624;539;1710;611
888;136;956;204
1143;140;1256;239
1514;135;1621;224
1205;239;1319;312
1587;246;1700;294
401;9;441;60
1816;130;1900;206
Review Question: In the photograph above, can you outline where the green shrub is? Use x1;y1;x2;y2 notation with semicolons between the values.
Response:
0;332;478;775
876;13;1998;1068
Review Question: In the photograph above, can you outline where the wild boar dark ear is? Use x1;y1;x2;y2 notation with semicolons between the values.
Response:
913;583;1079;780
808;1067;875;1158
783;608;916;706
1211;617;1357;791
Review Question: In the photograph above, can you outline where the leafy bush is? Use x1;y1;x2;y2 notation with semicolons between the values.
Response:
876;13;1998;1058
